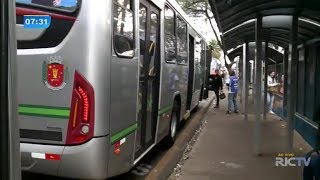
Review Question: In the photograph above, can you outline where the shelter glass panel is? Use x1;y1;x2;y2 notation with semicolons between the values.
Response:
304;47;316;120
297;49;305;114
314;44;320;124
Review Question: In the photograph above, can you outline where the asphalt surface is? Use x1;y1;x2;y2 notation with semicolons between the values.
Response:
22;97;213;180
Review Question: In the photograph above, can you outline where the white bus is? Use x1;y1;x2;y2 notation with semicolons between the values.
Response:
16;0;207;179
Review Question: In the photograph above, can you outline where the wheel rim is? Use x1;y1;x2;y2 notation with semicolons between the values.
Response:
171;113;177;138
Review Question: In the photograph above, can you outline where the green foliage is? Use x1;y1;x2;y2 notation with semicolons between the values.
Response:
208;39;219;50
212;49;221;59
176;0;226;62
208;39;221;59
176;0;210;16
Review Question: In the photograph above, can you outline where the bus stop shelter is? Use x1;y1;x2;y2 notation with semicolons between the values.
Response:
208;0;320;154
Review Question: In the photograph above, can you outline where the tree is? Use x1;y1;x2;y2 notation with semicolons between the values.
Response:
208;39;221;59
176;0;225;55
176;0;234;73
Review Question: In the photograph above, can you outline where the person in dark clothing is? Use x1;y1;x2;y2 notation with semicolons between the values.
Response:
209;69;223;108
303;149;320;180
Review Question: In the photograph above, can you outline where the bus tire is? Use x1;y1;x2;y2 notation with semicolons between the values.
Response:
164;102;179;147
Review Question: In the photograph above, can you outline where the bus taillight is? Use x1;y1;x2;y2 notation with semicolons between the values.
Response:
78;86;89;122
66;71;95;145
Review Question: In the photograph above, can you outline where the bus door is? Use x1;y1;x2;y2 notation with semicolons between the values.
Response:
186;35;195;110
135;0;160;158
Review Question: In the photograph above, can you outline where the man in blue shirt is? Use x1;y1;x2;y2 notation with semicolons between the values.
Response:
226;71;239;114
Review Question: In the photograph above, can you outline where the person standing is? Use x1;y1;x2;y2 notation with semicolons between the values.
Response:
210;69;223;108
267;71;279;114
226;71;239;114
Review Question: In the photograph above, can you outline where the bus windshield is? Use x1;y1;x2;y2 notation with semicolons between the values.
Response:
16;0;78;12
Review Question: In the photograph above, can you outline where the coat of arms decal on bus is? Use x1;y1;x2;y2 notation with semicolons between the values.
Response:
42;56;69;90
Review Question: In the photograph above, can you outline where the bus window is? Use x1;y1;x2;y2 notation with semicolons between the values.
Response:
139;4;147;75
148;12;158;76
16;0;78;12
195;41;201;66
177;17;187;65
164;5;176;63
200;41;206;67
116;0;131;9
113;0;135;58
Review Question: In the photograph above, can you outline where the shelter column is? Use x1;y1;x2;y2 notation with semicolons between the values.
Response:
263;41;268;120
254;15;263;155
239;55;243;104
287;15;298;150
242;42;249;121
283;49;288;115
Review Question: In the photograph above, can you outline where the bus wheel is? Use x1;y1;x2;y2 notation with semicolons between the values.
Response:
164;103;179;147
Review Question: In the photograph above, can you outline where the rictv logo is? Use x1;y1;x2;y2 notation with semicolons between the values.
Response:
275;153;311;167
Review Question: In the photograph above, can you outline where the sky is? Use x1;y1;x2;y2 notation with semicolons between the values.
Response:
16;0;77;7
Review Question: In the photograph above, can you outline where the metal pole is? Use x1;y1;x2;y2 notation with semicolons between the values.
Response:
242;43;249;121
1;0;20;179
254;15;263;155
239;55;243;104
245;44;249;121
0;0;10;177
8;0;20;177
263;42;268;120
283;49;288;115
287;15;298;151
252;47;256;105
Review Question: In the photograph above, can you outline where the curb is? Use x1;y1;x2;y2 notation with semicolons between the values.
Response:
145;95;214;180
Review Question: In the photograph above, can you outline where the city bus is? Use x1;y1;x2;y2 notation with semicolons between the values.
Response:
16;0;207;179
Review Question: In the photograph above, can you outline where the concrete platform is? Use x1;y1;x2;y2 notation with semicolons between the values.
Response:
169;93;312;180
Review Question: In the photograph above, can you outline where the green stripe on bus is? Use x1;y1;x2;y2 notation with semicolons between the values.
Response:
158;105;173;115
18;105;70;119
19;104;70;110
111;123;138;144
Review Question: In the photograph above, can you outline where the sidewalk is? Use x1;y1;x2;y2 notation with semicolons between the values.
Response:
169;93;312;180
